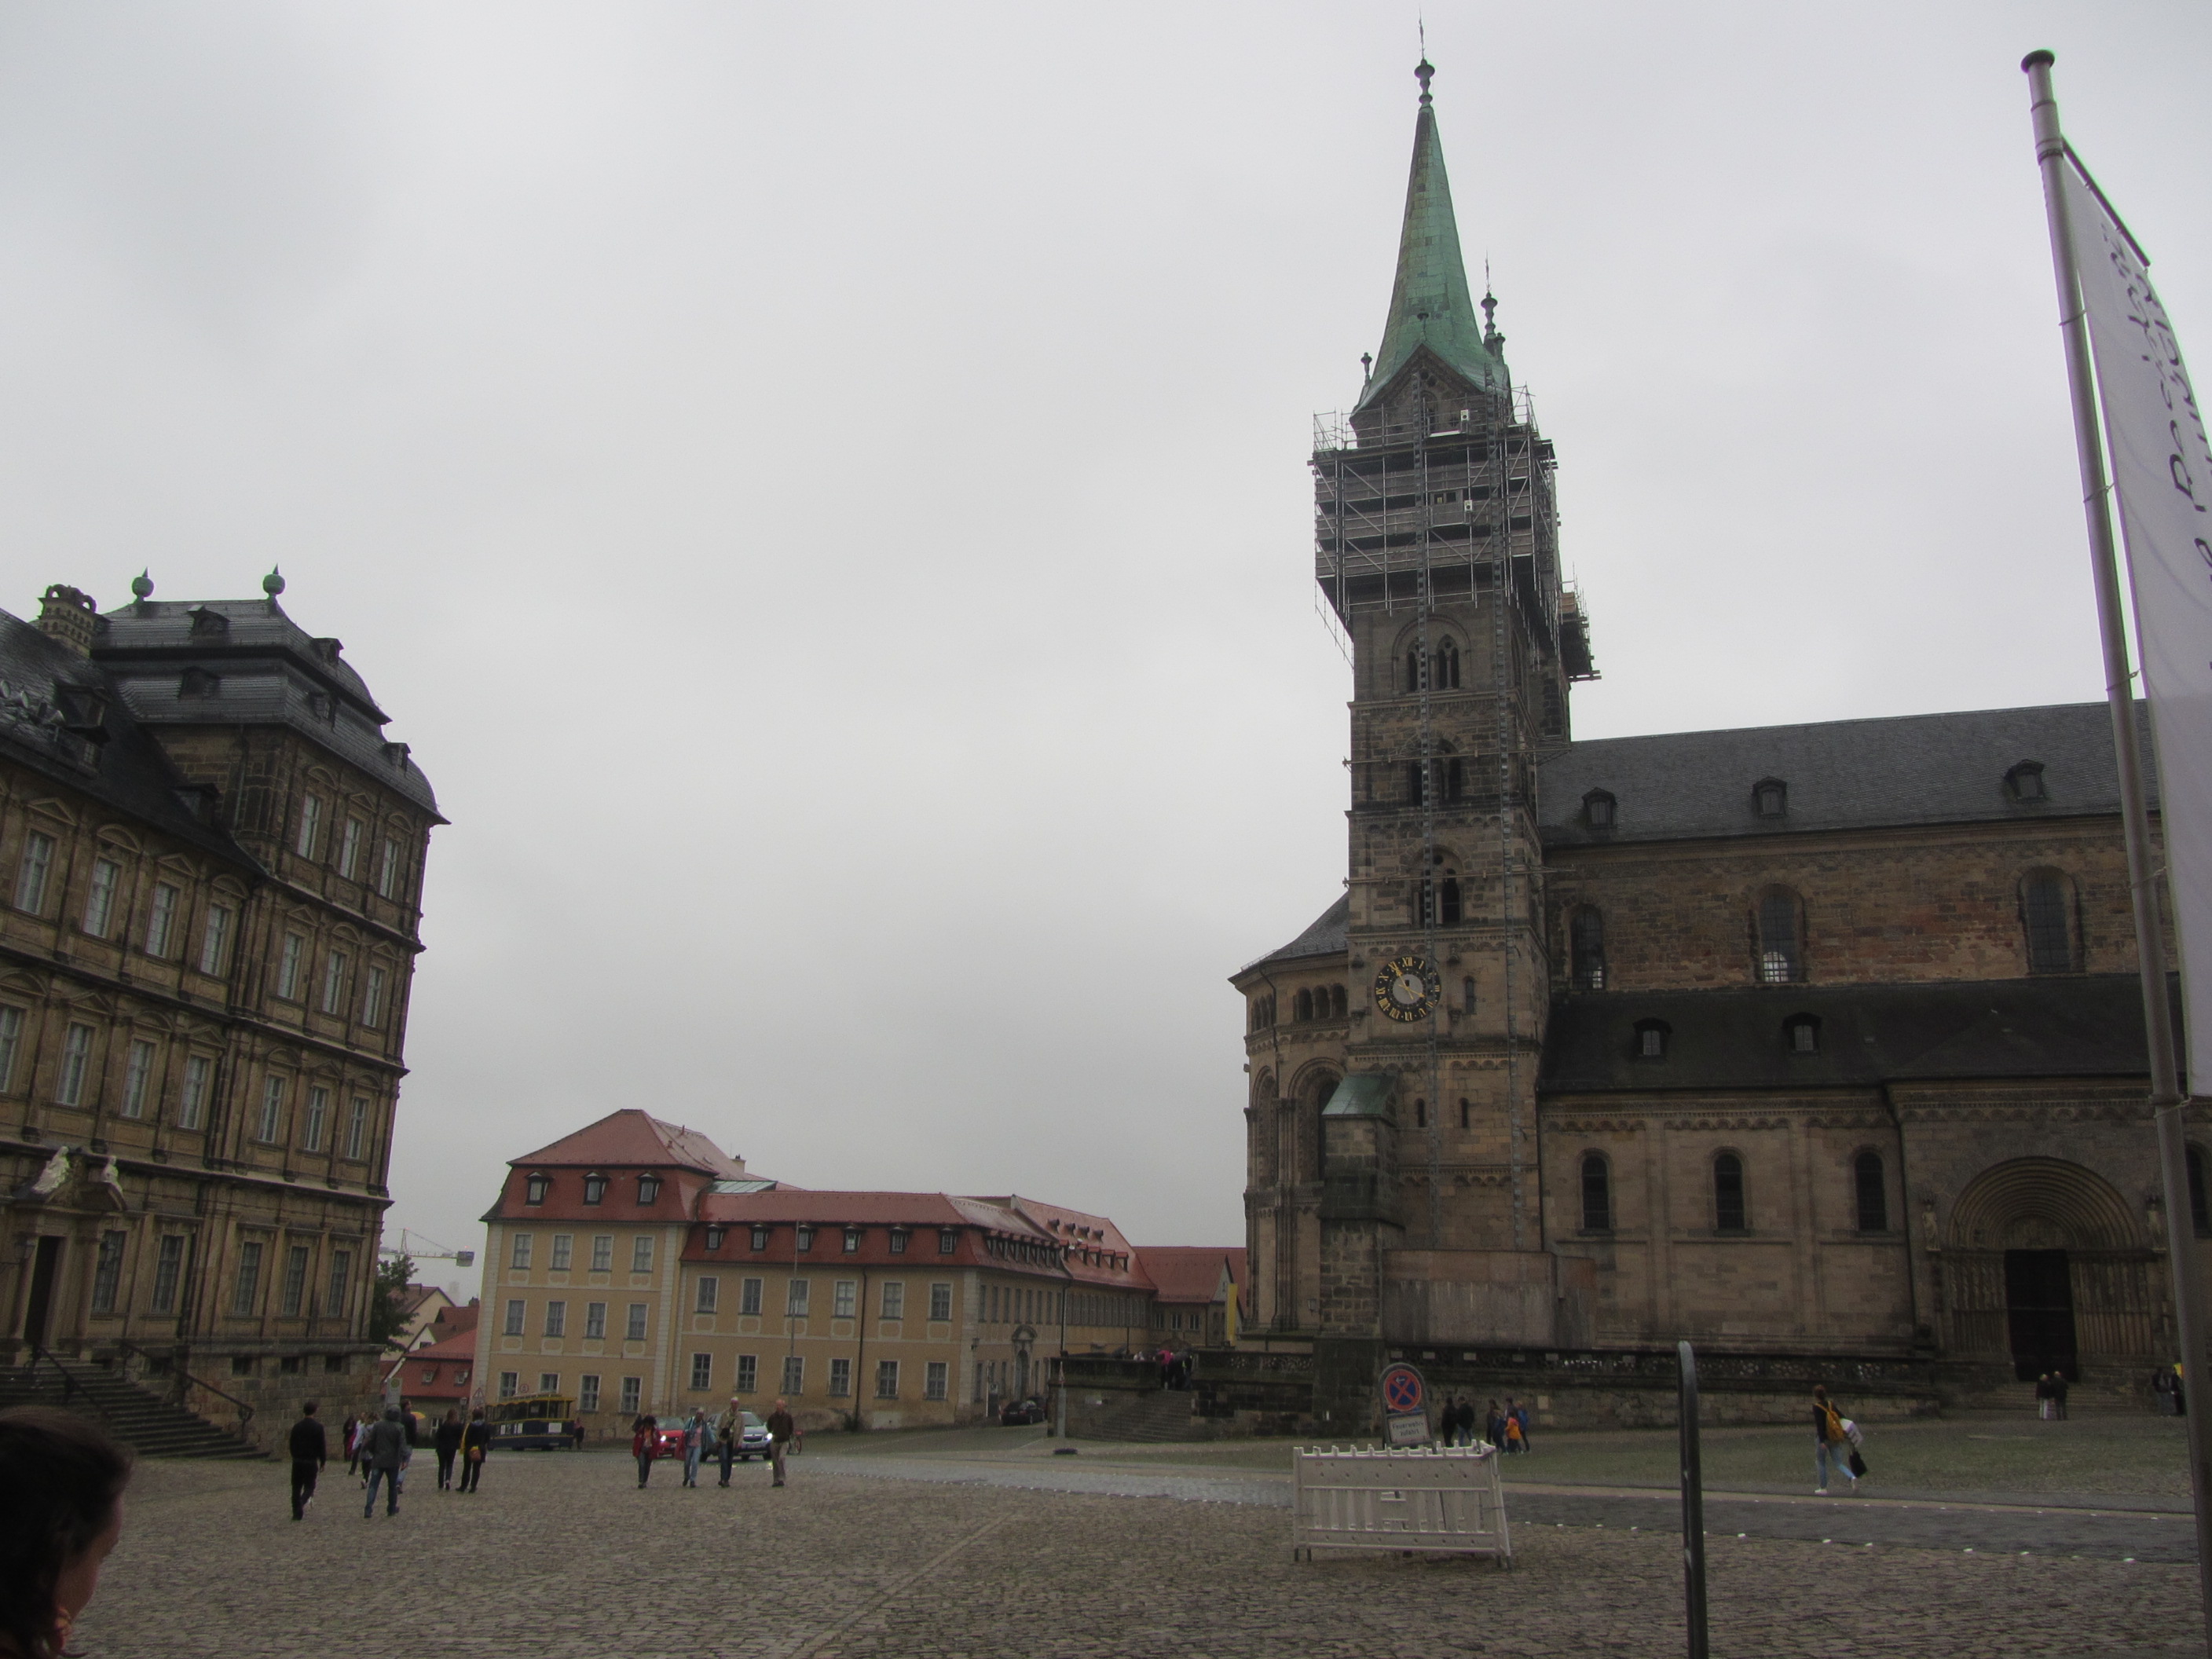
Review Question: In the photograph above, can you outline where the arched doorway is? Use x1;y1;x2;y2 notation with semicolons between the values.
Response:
1943;1158;2155;1382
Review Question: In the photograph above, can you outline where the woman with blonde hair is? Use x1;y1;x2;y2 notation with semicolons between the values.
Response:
1812;1384;1859;1495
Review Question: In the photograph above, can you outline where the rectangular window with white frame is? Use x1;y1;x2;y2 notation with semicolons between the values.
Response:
696;1276;719;1315
544;1301;566;1338
539;1372;558;1394
119;1040;156;1119
833;1280;856;1319
874;1359;899;1399
361;966;387;1028
55;1024;93;1108
736;1354;758;1393
690;1353;712;1390
82;858;119;938
320;952;348;1015
152;1236;185;1314
281;1244;309;1316
276;933;305;1000
591;1235;613;1272
551;1234;573;1271
345;1097;368;1160
302;1086;329;1152
880;1280;905;1320
511;1234;533;1270
500;1372;519;1400
296;795;323;859
631;1236;654;1273
827;1357;851;1397
377;836;402;899
198;905;233;976
232;1240;265;1315
178;1055;211;1130
503;1299;526;1336
326;1249;352;1318
625;1303;647;1341
786;1278;810;1317
740;1277;763;1316
579;1375;602;1412
255;1077;287;1143
781;1355;804;1394
13;830;54;914
618;1376;641;1415
928;1282;952;1322
925;1361;948;1401
339;817;364;880
584;1302;606;1339
0;1006;21;1093
144;881;178;957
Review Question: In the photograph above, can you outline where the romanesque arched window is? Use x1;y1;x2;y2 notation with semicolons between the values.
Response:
1437;639;1460;689
1581;1153;1612;1232
1570;906;1606;992
1713;1153;1748;1232
2022;870;2078;974
1404;649;1422;694
1295;988;1313;1022
1329;984;1347;1019
1854;1151;1887;1232
1756;890;1803;983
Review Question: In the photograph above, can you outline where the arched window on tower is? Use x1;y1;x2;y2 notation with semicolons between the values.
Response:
1440;875;1462;926
1458;1097;1470;1129
1437;639;1460;689
1330;984;1347;1018
1570;907;1606;992
1713;1153;1748;1232
1462;976;1476;1015
1419;860;1463;927
1294;988;1313;1022
1756;890;1803;983
1406;760;1427;805
2022;870;2078;974
1581;1153;1612;1232
1445;756;1465;800
1405;649;1423;694
1854;1152;1887;1232
1412;1099;1427;1129
2189;1145;2210;1236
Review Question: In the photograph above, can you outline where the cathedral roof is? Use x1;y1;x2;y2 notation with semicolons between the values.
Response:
1240;892;1350;976
1540;974;2177;1094
1353;64;1509;415
1539;700;2154;848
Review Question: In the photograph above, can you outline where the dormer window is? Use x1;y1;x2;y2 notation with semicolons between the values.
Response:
2006;760;2048;802
1634;1019;1671;1060
797;1225;815;1252
888;1229;909;1254
179;668;220;699
750;1225;769;1251
524;1174;549;1205
1785;1015;1820;1055
1583;789;1616;831
938;1229;958;1254
188;606;229;637
583;1174;607;1205
842;1227;861;1254
705;1225;725;1251
1752;778;1787;819
311;637;342;665
636;1174;661;1205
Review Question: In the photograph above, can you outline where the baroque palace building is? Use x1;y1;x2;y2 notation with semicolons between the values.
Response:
475;1111;1235;1433
0;576;439;1432
1230;64;2200;1426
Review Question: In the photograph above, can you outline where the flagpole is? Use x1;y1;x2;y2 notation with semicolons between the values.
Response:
2023;50;2212;1641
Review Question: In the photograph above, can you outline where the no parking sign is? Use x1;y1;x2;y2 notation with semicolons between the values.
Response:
1379;1362;1431;1446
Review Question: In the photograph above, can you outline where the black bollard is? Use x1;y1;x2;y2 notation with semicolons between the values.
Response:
1678;1340;1708;1659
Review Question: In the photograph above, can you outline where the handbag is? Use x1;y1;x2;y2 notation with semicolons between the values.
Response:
1848;1449;1868;1478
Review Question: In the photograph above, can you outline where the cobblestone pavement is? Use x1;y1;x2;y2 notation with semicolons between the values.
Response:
74;1452;2205;1658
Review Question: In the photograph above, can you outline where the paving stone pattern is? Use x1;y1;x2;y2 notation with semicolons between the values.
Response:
75;1451;2204;1658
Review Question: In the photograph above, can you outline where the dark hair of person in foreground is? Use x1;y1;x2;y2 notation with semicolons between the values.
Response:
0;1406;134;1659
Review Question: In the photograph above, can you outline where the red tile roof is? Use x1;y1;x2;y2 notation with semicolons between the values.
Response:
1137;1247;1246;1304
512;1108;747;1178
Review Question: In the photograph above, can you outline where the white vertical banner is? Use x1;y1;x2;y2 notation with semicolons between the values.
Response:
2062;162;2212;1084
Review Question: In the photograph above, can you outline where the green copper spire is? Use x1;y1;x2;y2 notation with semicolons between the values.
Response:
1354;60;1507;412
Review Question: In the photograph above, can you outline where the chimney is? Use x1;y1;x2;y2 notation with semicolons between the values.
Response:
36;585;99;657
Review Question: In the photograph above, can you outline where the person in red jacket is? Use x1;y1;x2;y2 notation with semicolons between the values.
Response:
630;1412;658;1489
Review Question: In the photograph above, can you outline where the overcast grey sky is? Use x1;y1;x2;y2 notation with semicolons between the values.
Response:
2;3;2206;1291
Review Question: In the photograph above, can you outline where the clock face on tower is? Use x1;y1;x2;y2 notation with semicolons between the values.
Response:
1372;954;1439;1023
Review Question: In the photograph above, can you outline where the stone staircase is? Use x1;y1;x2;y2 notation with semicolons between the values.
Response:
0;1364;262;1459
1084;1389;1211;1444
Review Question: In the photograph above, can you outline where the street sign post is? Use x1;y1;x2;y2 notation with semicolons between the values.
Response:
1379;1362;1431;1446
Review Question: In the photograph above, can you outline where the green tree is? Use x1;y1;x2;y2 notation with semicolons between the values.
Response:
368;1252;415;1346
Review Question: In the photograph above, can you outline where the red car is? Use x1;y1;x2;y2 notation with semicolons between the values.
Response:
632;1422;691;1459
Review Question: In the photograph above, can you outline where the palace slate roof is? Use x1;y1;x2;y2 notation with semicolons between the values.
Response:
1539;974;2177;1095
1538;701;2155;849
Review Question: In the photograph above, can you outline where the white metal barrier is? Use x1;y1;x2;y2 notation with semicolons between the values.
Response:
1291;1444;1511;1564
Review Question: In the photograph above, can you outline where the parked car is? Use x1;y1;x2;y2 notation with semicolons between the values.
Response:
999;1397;1046;1426
650;1423;690;1459
728;1410;772;1460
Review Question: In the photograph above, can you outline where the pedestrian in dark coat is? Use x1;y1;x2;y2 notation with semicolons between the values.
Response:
339;1412;361;1476
361;1408;407;1517
433;1410;463;1490
631;1414;658;1488
765;1400;797;1488
287;1403;328;1521
458;1408;490;1493
2051;1372;2070;1420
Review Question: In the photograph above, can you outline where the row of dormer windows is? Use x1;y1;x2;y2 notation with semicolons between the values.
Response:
1579;760;2055;833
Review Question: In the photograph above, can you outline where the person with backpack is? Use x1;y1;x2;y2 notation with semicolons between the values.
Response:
1812;1384;1860;1495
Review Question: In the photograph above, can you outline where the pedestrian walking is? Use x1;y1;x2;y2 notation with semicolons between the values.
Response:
459;1408;490;1493
0;1404;134;1659
287;1401;328;1521
682;1408;708;1488
716;1397;743;1487
2051;1372;2070;1420
361;1408;408;1518
1485;1399;1505;1448
2035;1373;2053;1420
766;1398;797;1488
632;1412;659;1489
1449;1397;1471;1447
1508;1398;1533;1454
1811;1384;1859;1495
339;1412;361;1477
434;1410;463;1490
